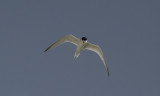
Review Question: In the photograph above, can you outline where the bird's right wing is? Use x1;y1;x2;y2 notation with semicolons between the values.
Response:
85;43;109;76
44;34;80;52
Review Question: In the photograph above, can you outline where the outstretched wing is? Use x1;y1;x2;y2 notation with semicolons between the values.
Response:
85;43;109;76
44;34;80;52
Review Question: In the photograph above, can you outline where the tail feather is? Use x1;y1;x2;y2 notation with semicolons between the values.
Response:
74;53;80;58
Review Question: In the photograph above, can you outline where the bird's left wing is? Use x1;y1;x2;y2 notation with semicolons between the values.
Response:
44;34;80;52
85;43;109;76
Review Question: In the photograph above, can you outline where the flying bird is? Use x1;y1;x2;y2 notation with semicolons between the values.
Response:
44;34;109;76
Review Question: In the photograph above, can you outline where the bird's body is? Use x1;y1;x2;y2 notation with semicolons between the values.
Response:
74;41;86;58
44;34;109;76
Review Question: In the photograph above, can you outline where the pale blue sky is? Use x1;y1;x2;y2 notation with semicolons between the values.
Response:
0;0;160;96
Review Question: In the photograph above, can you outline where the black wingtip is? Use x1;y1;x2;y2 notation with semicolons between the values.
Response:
44;47;50;52
108;71;109;77
106;67;109;77
44;49;48;52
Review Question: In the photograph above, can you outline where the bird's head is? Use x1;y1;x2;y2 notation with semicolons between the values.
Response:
81;37;87;43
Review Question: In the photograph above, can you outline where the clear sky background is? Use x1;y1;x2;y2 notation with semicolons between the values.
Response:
0;0;160;96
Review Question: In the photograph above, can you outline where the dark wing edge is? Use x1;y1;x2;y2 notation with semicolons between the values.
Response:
44;34;80;52
85;43;110;77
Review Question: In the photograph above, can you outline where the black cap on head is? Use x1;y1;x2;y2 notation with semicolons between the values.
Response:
81;37;87;41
